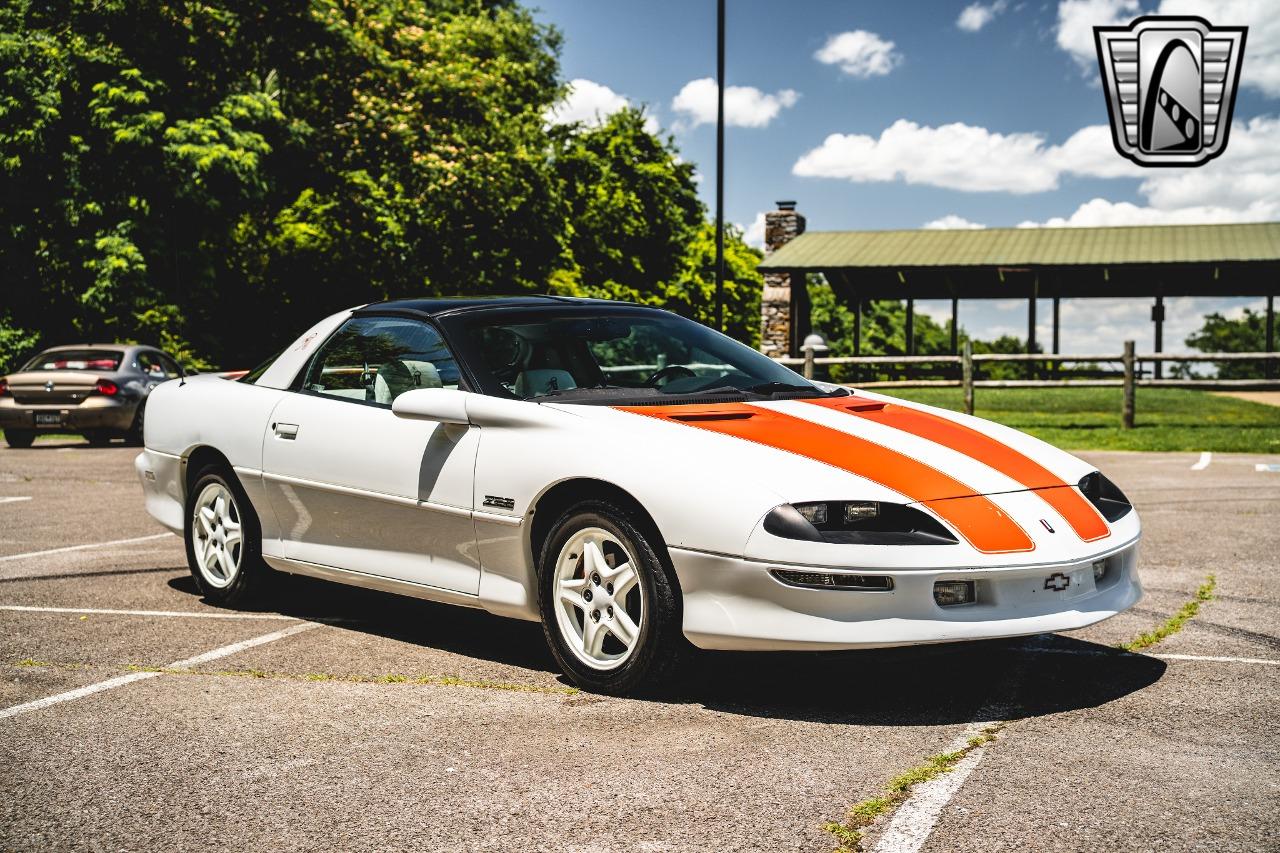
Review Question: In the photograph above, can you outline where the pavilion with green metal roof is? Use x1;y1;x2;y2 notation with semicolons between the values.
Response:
755;205;1278;377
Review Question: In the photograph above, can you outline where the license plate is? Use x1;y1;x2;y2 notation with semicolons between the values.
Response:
34;413;63;426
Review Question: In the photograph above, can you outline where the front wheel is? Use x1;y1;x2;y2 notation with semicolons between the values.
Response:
538;501;683;695
184;465;268;605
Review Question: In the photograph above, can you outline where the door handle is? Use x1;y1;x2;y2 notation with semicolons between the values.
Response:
272;422;299;440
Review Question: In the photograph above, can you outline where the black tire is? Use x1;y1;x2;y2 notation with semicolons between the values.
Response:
537;500;683;695
184;463;268;606
126;402;145;446
85;430;112;447
4;429;35;449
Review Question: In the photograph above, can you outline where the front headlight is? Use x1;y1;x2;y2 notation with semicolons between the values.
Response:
762;501;959;545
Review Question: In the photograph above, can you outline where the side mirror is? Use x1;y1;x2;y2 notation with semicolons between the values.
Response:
391;388;471;425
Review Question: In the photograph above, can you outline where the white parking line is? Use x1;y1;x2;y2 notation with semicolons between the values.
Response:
1026;646;1280;666
0;621;320;720
1154;652;1280;666
873;738;988;853
1190;452;1212;470
0;496;32;505
1256;463;1280;473
0;532;174;563
870;644;1035;853
0;605;298;621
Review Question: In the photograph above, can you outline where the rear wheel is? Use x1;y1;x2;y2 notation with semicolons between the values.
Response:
85;430;112;447
538;501;683;695
126;403;145;446
184;464;268;605
3;429;34;449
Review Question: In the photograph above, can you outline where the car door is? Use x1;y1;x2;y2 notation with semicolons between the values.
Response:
260;314;481;595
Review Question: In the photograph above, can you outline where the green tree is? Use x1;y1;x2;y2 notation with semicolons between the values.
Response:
808;279;956;382
2;0;566;367
551;107;761;344
1185;309;1269;378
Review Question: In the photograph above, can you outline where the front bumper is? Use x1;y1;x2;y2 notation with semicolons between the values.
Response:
0;397;137;432
669;538;1142;651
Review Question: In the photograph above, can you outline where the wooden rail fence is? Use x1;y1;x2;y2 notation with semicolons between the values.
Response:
775;344;1280;429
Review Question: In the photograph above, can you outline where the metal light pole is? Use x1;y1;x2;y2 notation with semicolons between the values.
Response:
714;0;725;331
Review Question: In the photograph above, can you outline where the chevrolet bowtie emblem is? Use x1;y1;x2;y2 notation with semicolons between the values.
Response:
1094;16;1247;167
1044;572;1071;592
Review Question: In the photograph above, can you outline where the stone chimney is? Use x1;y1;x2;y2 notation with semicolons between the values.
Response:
760;200;807;356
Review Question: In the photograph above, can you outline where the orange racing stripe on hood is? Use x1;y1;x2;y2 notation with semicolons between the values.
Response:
799;397;1110;543
616;403;1034;554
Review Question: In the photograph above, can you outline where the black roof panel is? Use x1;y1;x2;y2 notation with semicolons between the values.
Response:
356;295;629;318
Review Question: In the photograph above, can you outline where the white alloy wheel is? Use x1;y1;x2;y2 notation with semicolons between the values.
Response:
191;481;243;589
553;526;645;670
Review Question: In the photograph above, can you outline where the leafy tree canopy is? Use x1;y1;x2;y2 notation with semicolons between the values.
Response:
1;0;758;370
1184;308;1271;378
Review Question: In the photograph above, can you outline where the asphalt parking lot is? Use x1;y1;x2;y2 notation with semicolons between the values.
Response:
1;441;1277;852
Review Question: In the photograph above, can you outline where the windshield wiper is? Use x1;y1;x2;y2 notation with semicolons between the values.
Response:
741;381;830;396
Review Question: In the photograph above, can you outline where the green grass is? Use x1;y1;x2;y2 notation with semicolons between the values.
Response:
885;387;1280;452
823;725;1004;851
8;388;1277;453
1120;574;1216;652
0;429;82;444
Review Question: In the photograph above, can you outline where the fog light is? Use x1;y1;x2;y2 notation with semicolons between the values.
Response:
934;580;976;607
844;501;879;522
1092;559;1107;581
795;502;828;525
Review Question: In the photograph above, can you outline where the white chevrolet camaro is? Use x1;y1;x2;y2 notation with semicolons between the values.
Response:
136;297;1142;693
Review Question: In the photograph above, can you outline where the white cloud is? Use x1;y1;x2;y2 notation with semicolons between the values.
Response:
1159;0;1280;97
548;79;625;126
923;214;987;229
1017;196;1280;227
957;1;1009;32
1055;1;1280;96
792;120;1063;193
671;78;799;128
793;114;1280;225
814;30;902;78
742;212;767;249
1020;115;1280;225
1055;0;1140;68
547;79;659;133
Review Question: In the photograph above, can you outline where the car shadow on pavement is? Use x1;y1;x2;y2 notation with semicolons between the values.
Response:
677;637;1166;726
170;572;1167;727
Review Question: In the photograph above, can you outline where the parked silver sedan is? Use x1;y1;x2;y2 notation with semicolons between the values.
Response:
0;344;185;448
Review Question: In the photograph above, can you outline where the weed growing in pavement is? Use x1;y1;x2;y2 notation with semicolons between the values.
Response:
13;658;85;671
1119;574;1216;652
823;725;1003;852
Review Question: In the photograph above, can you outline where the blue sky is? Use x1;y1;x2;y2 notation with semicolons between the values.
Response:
534;0;1278;352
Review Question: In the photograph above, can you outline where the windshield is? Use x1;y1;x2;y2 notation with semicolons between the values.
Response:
446;307;837;404
21;349;123;372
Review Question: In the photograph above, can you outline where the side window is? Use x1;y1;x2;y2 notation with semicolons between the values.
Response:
137;352;170;379
302;317;460;406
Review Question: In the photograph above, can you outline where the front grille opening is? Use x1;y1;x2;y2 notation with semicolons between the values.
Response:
933;579;976;607
771;570;894;591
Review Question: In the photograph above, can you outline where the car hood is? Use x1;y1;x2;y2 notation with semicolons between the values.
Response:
557;391;1095;501
548;390;1112;556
